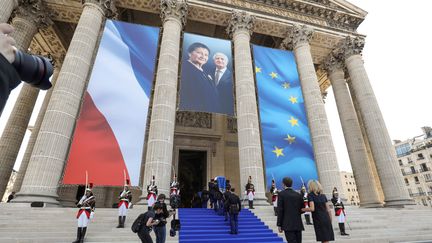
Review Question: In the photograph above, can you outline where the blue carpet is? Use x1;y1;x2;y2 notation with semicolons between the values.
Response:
179;208;284;243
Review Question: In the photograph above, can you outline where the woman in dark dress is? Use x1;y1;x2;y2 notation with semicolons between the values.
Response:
302;180;335;243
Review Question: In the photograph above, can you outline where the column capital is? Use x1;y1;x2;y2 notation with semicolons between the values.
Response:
281;24;314;50
82;0;117;18
322;53;344;74
14;0;53;29
226;10;255;37
160;0;188;26
338;36;365;59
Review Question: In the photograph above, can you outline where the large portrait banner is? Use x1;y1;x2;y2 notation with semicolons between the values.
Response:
62;20;160;186
179;33;235;116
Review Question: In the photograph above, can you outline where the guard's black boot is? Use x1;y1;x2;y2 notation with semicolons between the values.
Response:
250;200;254;209
72;227;81;243
340;223;349;236
273;207;277;216
116;216;122;228
305;215;313;225
79;227;87;243
122;216;126;228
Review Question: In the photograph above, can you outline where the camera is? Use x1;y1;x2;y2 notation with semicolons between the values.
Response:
12;50;53;90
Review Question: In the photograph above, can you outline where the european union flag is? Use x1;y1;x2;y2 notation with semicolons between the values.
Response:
253;45;318;191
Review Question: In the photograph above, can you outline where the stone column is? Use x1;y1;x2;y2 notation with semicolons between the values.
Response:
227;11;267;204
12;62;62;193
0;1;52;199
137;0;187;204
13;0;116;205
282;25;344;196
323;54;383;207
348;81;385;202
340;36;413;206
0;0;18;23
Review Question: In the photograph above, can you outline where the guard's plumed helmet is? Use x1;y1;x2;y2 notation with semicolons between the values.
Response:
248;176;252;183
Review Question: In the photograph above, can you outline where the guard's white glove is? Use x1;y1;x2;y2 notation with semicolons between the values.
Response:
90;212;95;219
129;203;133;209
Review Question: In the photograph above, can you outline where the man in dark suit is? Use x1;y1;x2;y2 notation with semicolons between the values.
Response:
277;177;305;243
211;52;234;116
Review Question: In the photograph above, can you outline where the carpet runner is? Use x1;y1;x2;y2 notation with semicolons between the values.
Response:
179;208;284;243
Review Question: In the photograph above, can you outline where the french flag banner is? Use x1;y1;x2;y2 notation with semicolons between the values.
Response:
62;20;160;186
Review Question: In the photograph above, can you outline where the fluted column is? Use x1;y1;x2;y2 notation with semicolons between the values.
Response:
13;0;116;205
340;36;413;207
227;11;267;204
0;0;18;23
12;62;62;193
137;0;187;204
323;54;382;207
348;82;385;202
282;25;344;197
0;1;52;200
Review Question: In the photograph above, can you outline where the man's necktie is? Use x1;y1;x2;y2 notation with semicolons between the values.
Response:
215;70;221;86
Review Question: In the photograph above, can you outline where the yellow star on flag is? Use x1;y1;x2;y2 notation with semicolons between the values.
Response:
255;66;262;73
282;82;290;89
284;134;296;144
269;72;278;79
289;96;298;104
288;116;299;127
272;146;284;158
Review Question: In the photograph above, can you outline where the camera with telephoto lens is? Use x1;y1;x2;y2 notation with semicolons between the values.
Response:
12;50;53;90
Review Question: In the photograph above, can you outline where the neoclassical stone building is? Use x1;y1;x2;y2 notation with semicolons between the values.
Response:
0;0;413;208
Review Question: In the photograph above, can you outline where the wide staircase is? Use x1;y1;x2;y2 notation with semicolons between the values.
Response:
0;203;178;243
179;208;283;243
252;205;432;243
2;203;432;242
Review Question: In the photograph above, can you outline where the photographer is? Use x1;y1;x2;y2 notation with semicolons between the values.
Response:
0;23;20;115
154;195;172;243
138;204;164;243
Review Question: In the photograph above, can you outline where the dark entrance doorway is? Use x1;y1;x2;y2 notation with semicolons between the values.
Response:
178;150;207;208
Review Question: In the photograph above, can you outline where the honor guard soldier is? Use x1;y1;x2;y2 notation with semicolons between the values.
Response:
147;175;158;210
270;179;278;216
170;174;181;209
117;179;132;228
301;185;313;225
331;188;349;236
73;183;95;243
245;176;255;209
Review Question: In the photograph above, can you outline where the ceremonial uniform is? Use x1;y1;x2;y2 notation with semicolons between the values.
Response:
301;186;313;225
270;180;278;216
331;189;349;236
245;176;255;209
73;186;95;243
169;175;180;209
147;176;158;210
117;184;132;228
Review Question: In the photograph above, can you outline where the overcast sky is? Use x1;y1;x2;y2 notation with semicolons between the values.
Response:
1;0;431;172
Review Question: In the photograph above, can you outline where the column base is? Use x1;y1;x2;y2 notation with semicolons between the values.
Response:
384;198;416;208
135;195;150;206
12;193;60;207
360;201;384;208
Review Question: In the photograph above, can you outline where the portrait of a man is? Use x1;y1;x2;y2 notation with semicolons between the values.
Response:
179;33;234;116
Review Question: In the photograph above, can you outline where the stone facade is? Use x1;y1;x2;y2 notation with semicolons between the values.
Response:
0;0;414;207
395;127;432;207
340;171;360;206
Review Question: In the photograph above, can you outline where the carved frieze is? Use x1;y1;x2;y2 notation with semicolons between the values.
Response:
176;111;212;128
227;117;237;133
14;0;53;28
160;0;188;25
226;10;255;37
